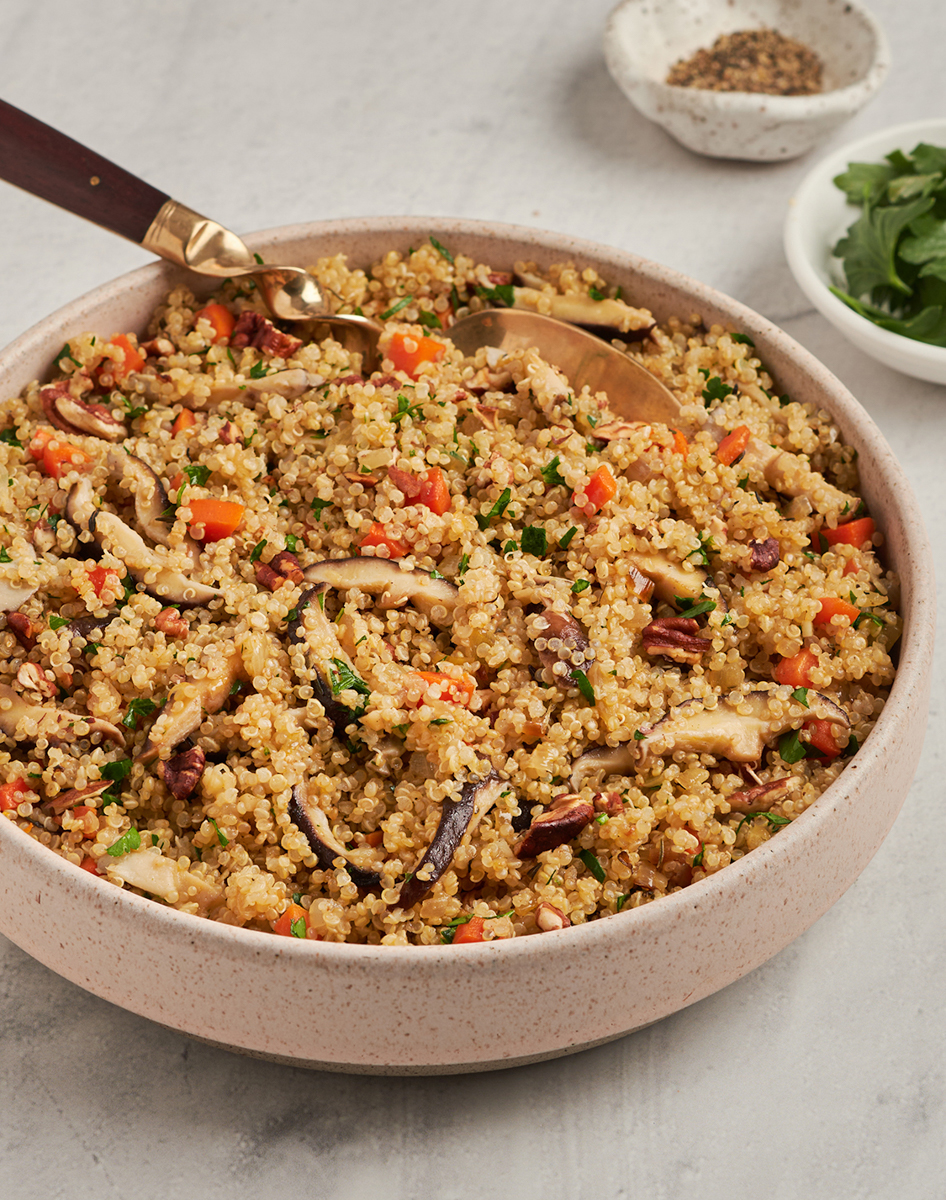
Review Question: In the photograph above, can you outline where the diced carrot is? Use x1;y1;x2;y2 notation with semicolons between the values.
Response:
717;424;751;466
273;902;309;938
386;330;445;378
0;778;30;812
27;426;55;460
773;647;818;688
359;521;407;558
803;717;844;759
815;596;860;628
579;463;618;514
417;467;451;515
87;565;121;599
72;805;93;819
365;830;384;848
821;516;875;549
40;439;95;480
172;409;197;435
186;497;245;542
79;856;99;874
106;334;145;382
194;302;236;344
452;916;486;944
671;429;689;457
842;557;863;577
416;670;476;706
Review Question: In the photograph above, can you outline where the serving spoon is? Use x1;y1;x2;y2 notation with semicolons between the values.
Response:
0;99;681;420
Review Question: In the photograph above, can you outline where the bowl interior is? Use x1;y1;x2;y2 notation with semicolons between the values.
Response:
608;0;882;92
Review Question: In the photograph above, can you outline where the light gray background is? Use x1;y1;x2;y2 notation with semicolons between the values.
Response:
0;2;943;1197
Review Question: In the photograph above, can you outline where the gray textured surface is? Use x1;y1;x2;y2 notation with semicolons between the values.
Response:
0;1;943;1196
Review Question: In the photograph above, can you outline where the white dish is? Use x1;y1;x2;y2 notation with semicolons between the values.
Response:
604;0;889;161
0;217;934;1074
785;117;946;384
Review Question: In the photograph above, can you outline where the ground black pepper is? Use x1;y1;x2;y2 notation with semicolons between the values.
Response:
666;29;824;96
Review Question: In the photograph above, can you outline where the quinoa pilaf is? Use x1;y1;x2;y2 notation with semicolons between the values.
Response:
0;241;899;945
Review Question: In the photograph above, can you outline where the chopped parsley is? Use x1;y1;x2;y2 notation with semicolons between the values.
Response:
571;579;590;595
578;849;606;882
674;597;717;619
310;497;333;523
208;817;229;847
285;533;300;552
48;615;70;631
0;428;22;447
558;526;578;550
182;463;211;487
778;729;807;764
391;393;424;424
688;531;715;567
458;553;470;577
702;376;735;406
417;310;443;330
539;456;567;488
791;687;810;708
729;332;755;346
476;487;512;530
329;659;371;709
0;547;10;563
439;907;514;944
572;669;595;705
520;525;548;556
692;847;705;867
429;236;454;263
290;917;307;938
588;286;605;301
55;343;82;369
249;539;267;563
253;252;264;265
475;282;515;308
248;360;270;380
107;827;141;857
120;394;147;420
429;718;452;726
121;697;160;729
379;295;413;320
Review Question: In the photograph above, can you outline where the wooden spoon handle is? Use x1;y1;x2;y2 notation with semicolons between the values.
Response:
0;99;169;244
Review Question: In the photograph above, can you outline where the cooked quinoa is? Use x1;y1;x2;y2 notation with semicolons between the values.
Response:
0;241;899;945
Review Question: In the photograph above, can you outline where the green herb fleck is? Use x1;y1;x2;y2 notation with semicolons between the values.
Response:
558;526;578;550
778;729;807;764
0;548;10;563
429;236;454;264
253;252;264;265
290;916;307;938
121;697;160;729
310;497;333;523
248;360;270;380
208;817;229;847
429;718;452;726
540;456;567;489
183;463;211;487
702;376;735;406
329;659;371;699
633;729;645;741
792;687;810;707
380;295;413;320
476;487;512;530
48;615;70;631
693;847;705;867
571;579;590;595
521;526;548;556
595;813;609;825
250;538;267;563
458;553;470;577
674;597;717;619
417;310;443;330
0;428;22;448
475;282;515;308
688;531;715;567
285;533;299;552
572;669;595;705
578;849;606;882
391;393;424;424
107;827;141;857
730;332;755;346
55;343;81;369
588;286;605;301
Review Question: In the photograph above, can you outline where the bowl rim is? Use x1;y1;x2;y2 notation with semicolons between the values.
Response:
0;214;934;970
604;0;890;114
784;116;946;366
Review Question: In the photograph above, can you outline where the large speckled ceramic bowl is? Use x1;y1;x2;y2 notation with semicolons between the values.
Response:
0;218;934;1074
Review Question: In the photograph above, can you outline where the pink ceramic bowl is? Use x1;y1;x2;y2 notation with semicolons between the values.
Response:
0;218;934;1074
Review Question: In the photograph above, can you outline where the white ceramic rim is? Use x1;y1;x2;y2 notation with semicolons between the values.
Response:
604;0;890;116
784;117;946;370
0;214;933;970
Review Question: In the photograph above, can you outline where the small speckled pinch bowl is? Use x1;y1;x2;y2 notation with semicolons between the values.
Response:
785;118;946;385
0;218;934;1075
604;0;890;161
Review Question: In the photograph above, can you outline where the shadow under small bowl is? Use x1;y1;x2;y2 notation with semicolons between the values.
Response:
604;0;889;162
0;217;934;1074
785;117;946;385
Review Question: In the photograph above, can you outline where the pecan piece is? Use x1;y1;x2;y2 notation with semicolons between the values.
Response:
726;777;797;815
40;381;126;441
641;617;707;665
593;790;623;816
748;536;780;573
48;779;112;815
255;562;286;591
515;792;595;858
154;607;189;639
140;336;175;357
535;902;571;932
268;551;304;584
218;421;239;445
16;662;57;699
344;472;379;486
230;310;302;358
334;373;365;387
7;610;39;650
158;745;206;802
387;465;422;498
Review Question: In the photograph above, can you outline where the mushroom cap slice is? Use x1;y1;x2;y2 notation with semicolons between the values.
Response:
638;689;849;765
0;682;124;747
186;369;326;409
288;784;381;891
102;846;223;914
398;769;504;909
66;478;220;606
108;451;201;566
571;744;638;792
0;576;37;612
287;585;362;739
627;549;706;604
137;647;243;764
302;557;458;626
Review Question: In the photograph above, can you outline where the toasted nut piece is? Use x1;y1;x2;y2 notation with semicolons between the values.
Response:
345;472;378;485
726;777;798;814
32;518;57;554
230;311;302;358
140;336;175;357
387;465;422;498
535;902;571;932
473;404;500;429
748;537;780;573
256;562;287;591
16;662;57;699
218;421;239;444
154;607;189;639
594;790;623;816
515;792;595;858
48;779;112;815
158;745;206;802
40;381;126;441
269;551;304;584
641;616;708;665
7;611;38;650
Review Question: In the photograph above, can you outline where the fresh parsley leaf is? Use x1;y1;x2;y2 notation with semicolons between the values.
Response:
702;376;735;406
589;286;605;301
120;394;147;420
250;539;267;563
475;282;515;308
692;847;705;867
476;487;512;530
729;332;755;346
0;428;22;448
253;252;264;265
183;463;210;487
458;553;470;577
380;295;413;320
121;697;160;729
55;343;82;369
521;526;547;556
572;669;595;705
633;729;645;741
107;827;141;857
833;195;933;299
49;615;70;631
429;236;454;263
0;547;10;563
539;456;567;489
791;687;810;708
687;531;715;567
778;729;807;764
558;526;578;550
502;539;517;554
429;718;451;726
761;813;792;830
329;659;370;698
290;916;307;938
578;849;605;882
285;534;299;552
101;759;132;783
310;497;333;522
571;579;590;595
248;360;270;380
417;310;443;330
391;393;423;424
208;817;229;847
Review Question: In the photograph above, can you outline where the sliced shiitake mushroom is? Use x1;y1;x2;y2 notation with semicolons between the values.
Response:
301;557;458;626
288;784;381;891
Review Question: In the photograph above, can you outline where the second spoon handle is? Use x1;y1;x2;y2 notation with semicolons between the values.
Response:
0;97;169;243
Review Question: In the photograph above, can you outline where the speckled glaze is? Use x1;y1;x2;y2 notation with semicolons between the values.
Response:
786;118;946;384
0;218;934;1074
604;0;889;161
